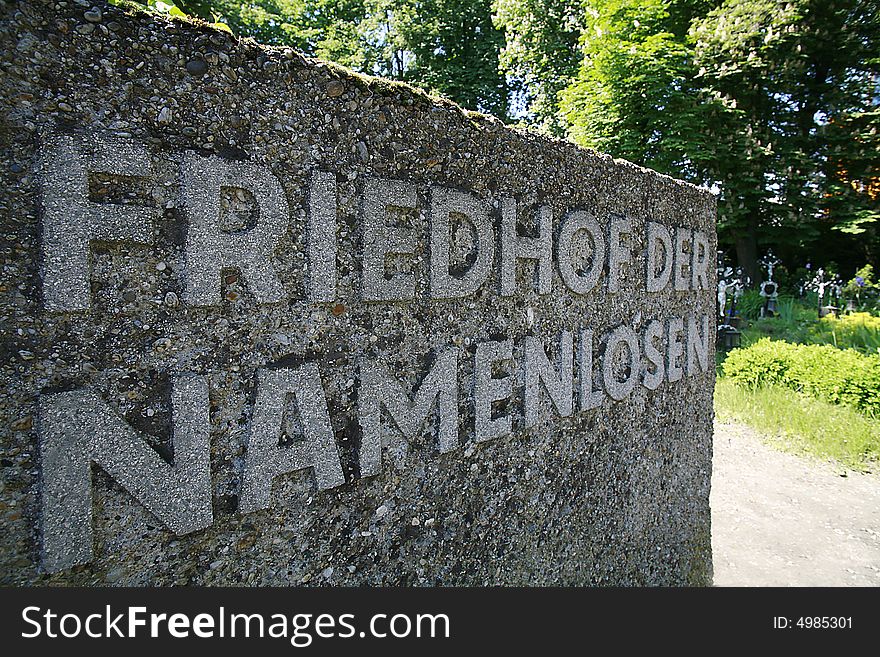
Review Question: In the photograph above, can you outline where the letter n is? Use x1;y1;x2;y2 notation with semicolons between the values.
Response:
38;376;213;573
687;314;711;376
524;332;573;427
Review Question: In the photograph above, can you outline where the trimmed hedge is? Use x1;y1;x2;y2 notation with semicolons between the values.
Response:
721;338;880;415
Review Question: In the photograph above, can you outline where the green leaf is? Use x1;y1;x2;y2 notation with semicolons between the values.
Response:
210;21;233;34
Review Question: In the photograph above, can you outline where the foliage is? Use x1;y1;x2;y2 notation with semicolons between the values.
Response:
558;0;880;282
715;378;879;471
734;289;766;320
492;0;584;132
737;295;880;352
109;0;232;31
560;0;719;177
173;0;509;117
810;312;880;353
718;296;880;470
739;296;815;343
843;264;876;299
721;337;880;414
400;0;509;116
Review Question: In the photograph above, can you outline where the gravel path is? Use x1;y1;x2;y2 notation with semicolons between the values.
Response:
711;421;880;586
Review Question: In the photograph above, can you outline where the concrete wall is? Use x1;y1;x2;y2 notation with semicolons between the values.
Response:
0;0;716;585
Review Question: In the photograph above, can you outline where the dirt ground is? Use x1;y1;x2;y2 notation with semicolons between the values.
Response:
711;421;880;586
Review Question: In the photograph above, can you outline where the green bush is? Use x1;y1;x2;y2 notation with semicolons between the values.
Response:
843;264;876;300
739;300;880;353
739;296;814;345
721;338;880;415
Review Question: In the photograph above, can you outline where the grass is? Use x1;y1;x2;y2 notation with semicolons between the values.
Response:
717;298;880;471
714;377;880;472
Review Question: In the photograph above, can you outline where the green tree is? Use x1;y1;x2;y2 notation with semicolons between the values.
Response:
175;1;381;68
492;0;585;132
692;0;879;280
402;0;508;116
559;0;880;282
176;0;508;117
559;0;719;175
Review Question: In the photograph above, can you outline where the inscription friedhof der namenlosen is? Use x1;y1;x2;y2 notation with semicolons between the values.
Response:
0;1;716;585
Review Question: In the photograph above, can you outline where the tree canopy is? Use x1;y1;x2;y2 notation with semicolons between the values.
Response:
173;0;508;115
555;0;879;282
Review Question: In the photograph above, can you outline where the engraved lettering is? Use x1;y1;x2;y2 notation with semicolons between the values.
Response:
40;135;155;312
691;231;711;291
642;320;665;390
602;325;640;401
239;365;345;514
524;331;573;427
308;171;338;302
667;317;685;382
578;329;605;410
646;222;673;293
181;153;288;306
558;210;605;295
358;348;459;477
687;314;711;376
362;178;419;301
500;199;553;296
38;376;212;573
474;339;513;443
607;215;632;293
430;186;494;299
674;226;692;292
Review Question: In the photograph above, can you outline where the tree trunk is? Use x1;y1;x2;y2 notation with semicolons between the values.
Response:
735;229;760;287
